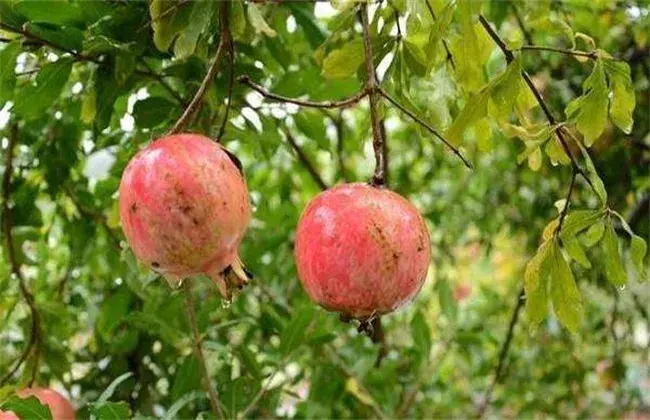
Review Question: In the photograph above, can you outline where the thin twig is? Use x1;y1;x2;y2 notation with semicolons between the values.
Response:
184;281;224;419
168;2;230;135
0;123;42;387
238;75;368;109
478;15;597;195
0;22;185;104
377;87;473;169
423;0;455;68
217;23;235;140
237;362;284;419
510;3;534;45
284;129;328;191
359;3;387;187
556;169;578;234
518;45;598;60
138;59;187;106
477;288;525;418
0;22;100;63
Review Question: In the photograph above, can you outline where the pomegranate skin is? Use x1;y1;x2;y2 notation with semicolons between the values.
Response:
0;388;76;420
295;183;431;318
119;134;251;296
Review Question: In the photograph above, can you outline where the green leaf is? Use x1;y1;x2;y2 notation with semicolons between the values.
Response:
171;356;201;402
247;3;276;37
97;372;133;404
489;58;523;123
565;61;608;146
133;97;176;128
563;237;591;268
450;2;492;92
280;304;314;356
149;0;194;51
174;1;214;59
610;211;648;282
410;310;432;358
549;241;583;333
437;277;457;321
0;41;21;105
13;58;73;120
286;2;326;49
630;234;648;282
92;402;131;420
524;240;552;325
578;142;608;205
603;59;635;133
602;220;627;288
1;395;52;420
231;0;247;40
163;391;205;420
322;39;365;80
24;22;83;52
583;220;605;247
559;209;604;238
445;89;489;146
14;0;83;25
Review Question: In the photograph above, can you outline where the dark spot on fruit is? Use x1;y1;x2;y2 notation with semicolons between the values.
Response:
181;205;192;214
130;202;138;213
192;217;199;225
417;246;424;252
151;262;160;268
222;201;227;207
392;252;399;261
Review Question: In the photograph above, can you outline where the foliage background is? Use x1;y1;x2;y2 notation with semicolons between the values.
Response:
0;0;648;418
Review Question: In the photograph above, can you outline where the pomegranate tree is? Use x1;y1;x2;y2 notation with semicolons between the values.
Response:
294;183;430;319
0;388;76;420
119;133;251;298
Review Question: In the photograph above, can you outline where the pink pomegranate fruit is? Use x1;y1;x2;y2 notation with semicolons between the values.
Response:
0;388;76;420
119;133;251;297
294;183;430;318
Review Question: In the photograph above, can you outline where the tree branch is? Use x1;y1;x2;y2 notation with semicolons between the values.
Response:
377;87;473;169
518;45;598;60
478;15;597;195
183;281;224;419
556;169;578;234
0;123;42;387
284;129;328;191
168;1;230;135
217;24;235;140
238;75;368;109
359;3;387;187
477;288;525;417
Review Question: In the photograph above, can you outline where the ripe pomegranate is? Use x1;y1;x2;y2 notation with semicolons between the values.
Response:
119;133;251;298
0;388;76;420
294;183;430;318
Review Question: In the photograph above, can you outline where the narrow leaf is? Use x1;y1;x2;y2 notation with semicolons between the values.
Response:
549;242;583;333
602;220;627;288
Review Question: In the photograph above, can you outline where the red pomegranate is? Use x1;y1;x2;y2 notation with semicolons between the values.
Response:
0;388;76;420
119;134;251;297
294;183;430;318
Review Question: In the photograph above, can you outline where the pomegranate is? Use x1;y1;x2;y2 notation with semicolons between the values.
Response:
119;133;251;298
0;388;76;420
294;183;430;318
